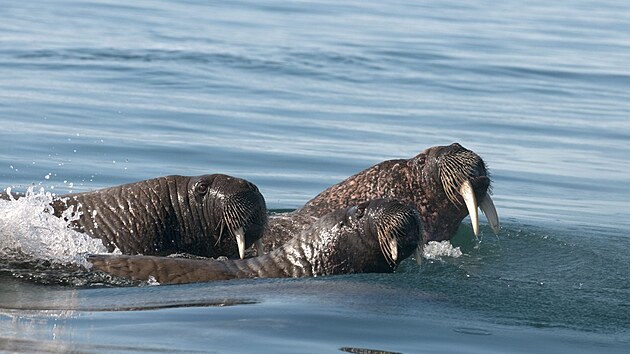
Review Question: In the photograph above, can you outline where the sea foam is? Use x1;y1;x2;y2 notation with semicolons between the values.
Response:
0;186;112;268
422;240;463;260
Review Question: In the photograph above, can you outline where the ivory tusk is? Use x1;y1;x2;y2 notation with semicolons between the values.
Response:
460;180;479;238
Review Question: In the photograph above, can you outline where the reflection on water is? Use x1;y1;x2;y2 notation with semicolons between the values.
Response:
0;279;80;352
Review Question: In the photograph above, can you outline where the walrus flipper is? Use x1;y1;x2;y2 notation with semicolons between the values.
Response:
89;255;243;284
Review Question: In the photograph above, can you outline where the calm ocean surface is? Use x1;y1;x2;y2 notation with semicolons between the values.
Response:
1;0;629;352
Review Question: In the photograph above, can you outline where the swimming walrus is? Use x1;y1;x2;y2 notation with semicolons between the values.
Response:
2;174;268;259
88;199;421;284
261;143;499;252
2;143;497;261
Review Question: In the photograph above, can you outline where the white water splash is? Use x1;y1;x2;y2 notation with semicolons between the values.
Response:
422;241;463;260
146;275;161;286
0;186;112;267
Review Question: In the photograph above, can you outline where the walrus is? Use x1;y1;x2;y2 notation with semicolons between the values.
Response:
261;143;499;252
88;199;421;284
2;174;268;259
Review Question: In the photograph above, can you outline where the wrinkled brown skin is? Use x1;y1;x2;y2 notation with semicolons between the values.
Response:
261;143;491;252
89;199;421;284
2;174;268;258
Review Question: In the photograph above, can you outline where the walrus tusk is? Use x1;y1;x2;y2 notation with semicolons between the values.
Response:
414;244;423;265
235;227;246;259
480;193;500;235
460;180;479;238
255;239;265;255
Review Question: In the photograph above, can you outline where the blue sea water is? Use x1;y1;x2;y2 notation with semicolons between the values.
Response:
1;0;629;353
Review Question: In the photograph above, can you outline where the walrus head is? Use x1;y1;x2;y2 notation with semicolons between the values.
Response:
410;143;499;242
187;174;267;259
321;199;422;274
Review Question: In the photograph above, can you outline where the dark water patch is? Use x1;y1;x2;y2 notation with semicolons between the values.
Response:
494;65;630;88
340;347;401;354
452;326;493;336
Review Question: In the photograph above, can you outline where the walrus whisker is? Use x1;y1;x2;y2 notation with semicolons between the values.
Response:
376;209;415;267
223;203;247;257
439;149;482;207
215;219;225;247
376;226;397;267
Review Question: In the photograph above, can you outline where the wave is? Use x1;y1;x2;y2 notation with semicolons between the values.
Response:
3;47;377;85
0;187;112;267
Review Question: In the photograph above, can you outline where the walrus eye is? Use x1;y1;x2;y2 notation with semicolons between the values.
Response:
196;183;209;195
355;206;365;218
347;205;365;222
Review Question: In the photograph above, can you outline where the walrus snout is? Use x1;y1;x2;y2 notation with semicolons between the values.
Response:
193;174;268;259
363;199;421;266
436;144;499;238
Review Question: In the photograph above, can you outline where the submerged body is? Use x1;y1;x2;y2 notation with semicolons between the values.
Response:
4;174;268;259
89;199;421;284
261;143;500;252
